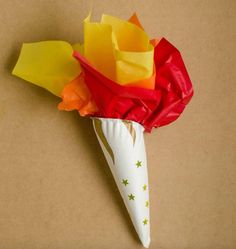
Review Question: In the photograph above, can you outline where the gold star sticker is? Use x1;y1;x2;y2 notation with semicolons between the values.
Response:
145;201;149;207
143;218;148;225
122;179;129;186
143;184;147;191
136;160;142;168
128;194;135;200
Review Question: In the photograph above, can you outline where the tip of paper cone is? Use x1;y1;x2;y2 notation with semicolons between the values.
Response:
141;236;150;248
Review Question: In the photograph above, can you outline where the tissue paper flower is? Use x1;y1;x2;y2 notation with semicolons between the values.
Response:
12;13;193;248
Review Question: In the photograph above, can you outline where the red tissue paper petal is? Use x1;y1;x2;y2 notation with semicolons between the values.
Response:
73;38;193;132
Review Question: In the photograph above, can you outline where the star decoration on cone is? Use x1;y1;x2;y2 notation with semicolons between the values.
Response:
143;184;147;191
122;179;129;186
128;194;135;200
145;201;149;207
136;160;142;168
143;218;148;225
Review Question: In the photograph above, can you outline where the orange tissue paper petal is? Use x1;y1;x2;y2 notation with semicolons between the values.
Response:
128;13;144;30
58;73;98;116
150;38;159;47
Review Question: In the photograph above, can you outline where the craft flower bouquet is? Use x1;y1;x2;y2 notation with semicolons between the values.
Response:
12;13;193;247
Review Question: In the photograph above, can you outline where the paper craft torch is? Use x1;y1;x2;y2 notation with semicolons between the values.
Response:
12;13;193;247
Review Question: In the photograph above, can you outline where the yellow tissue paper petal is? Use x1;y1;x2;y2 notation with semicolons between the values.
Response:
83;14;154;86
12;41;81;96
115;44;154;84
101;14;150;52
84;16;116;81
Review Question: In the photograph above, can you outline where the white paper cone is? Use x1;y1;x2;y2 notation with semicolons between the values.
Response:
92;117;150;248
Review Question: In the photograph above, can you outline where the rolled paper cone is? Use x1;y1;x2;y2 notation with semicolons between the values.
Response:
92;117;150;248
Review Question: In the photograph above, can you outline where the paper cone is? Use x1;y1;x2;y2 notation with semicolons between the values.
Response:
92;117;150;248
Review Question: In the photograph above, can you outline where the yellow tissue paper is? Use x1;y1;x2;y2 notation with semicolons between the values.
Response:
84;15;116;81
84;14;154;85
12;41;81;96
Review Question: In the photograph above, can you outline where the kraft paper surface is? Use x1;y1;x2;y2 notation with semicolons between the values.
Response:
0;0;236;248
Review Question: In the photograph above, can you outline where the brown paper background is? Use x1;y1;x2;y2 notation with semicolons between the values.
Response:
0;0;236;248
